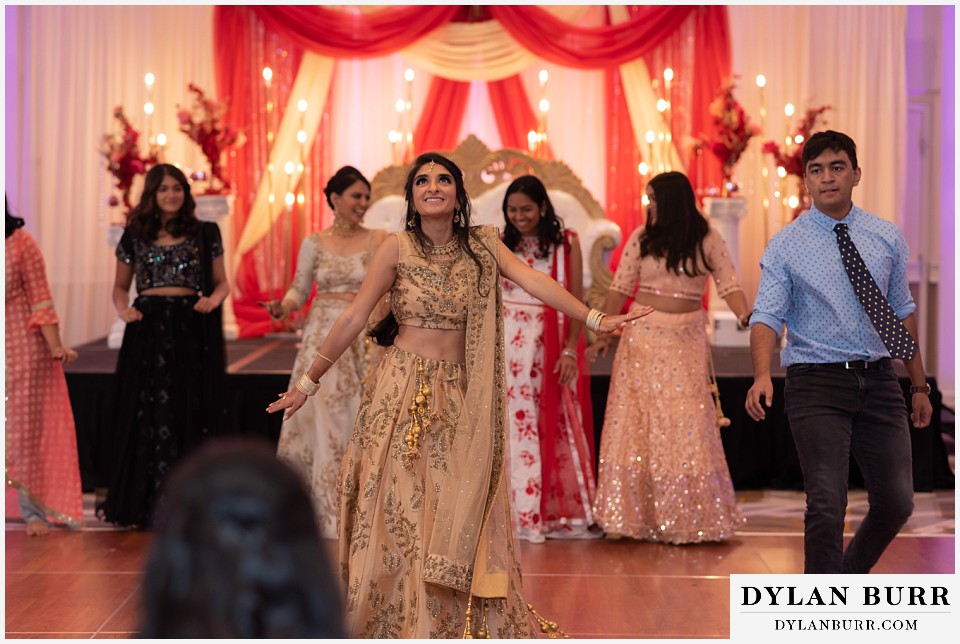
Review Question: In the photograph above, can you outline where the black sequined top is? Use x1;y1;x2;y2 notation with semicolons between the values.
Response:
116;224;223;294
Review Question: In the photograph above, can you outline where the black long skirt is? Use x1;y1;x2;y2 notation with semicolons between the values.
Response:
97;295;227;527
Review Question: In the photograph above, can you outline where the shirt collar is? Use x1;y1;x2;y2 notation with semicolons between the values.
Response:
807;203;861;232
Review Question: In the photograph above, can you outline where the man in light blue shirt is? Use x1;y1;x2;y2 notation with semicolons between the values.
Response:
745;130;932;574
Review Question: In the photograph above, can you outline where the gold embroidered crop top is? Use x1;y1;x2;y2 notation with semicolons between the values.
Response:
610;226;742;301
390;231;471;331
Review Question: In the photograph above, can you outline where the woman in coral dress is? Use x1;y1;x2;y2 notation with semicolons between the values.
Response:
501;176;598;543
589;172;750;544
5;200;84;535
263;166;386;539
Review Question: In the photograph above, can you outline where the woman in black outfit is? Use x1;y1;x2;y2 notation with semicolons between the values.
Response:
98;163;230;528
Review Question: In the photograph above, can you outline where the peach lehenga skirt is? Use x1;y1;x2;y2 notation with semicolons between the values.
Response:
592;309;744;544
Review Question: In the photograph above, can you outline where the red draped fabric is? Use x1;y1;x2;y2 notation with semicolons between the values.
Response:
688;6;731;198
489;6;695;68
539;230;596;517
604;67;645;271
249;5;461;58
412;77;471;155
211;5;732;335
487;75;554;159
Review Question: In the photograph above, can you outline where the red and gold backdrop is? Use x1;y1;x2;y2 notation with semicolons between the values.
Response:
211;5;731;337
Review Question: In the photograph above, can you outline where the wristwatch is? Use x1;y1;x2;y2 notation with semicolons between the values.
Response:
909;383;932;395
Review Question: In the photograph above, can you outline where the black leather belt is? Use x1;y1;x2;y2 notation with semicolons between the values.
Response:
824;358;891;370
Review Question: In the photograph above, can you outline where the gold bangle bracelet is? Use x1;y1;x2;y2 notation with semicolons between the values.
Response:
296;372;320;397
585;308;605;333
315;352;335;366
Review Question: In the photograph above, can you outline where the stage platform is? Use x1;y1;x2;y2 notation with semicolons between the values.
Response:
64;336;954;493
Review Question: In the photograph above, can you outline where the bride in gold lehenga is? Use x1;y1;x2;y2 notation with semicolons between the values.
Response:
268;152;650;638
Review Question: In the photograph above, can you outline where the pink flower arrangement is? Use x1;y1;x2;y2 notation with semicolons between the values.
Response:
177;83;244;193
761;105;831;178
100;106;158;217
698;81;761;191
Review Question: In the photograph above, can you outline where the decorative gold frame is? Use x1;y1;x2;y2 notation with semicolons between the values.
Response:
369;135;617;308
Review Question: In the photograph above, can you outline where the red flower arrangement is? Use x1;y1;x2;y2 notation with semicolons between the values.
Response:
100;106;159;217
697;81;761;194
177;83;244;194
761;105;831;178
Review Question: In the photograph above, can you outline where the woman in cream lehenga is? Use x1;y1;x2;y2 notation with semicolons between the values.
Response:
263;166;387;539
268;152;649;638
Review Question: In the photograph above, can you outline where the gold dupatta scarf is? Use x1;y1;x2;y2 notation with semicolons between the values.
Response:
422;225;514;598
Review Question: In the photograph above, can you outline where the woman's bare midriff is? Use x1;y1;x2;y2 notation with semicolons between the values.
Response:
314;292;356;303
393;325;466;364
140;286;198;297
632;291;702;314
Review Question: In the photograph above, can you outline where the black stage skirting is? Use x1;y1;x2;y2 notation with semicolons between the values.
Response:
65;337;954;493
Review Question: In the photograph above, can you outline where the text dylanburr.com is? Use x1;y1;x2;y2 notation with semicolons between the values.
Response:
730;574;958;641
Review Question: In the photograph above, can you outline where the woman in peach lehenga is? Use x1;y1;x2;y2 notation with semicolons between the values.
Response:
263;166;386;539
588;172;750;544
268;153;648;637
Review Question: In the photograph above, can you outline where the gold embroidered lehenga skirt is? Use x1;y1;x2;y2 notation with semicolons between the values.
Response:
592;309;744;544
337;346;534;638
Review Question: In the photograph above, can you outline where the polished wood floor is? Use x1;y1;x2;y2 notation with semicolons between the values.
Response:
5;490;954;639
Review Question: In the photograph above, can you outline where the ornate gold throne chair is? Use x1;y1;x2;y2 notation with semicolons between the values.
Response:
363;135;622;308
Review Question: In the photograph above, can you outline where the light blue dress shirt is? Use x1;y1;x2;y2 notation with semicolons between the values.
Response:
750;204;915;366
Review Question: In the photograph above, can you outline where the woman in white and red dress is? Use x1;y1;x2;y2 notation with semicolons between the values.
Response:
501;176;600;542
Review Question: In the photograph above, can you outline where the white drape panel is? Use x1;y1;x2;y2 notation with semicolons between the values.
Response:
728;5;906;302
5;5;215;347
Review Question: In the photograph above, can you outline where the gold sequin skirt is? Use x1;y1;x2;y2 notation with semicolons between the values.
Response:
337;345;534;638
592;309;744;544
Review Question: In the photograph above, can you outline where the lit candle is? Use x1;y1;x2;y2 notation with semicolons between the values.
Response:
755;74;767;133
144;72;155;144
645;130;656;172
404;69;415;160
263;67;275;144
784;103;795;146
777;165;788;229
662;69;674;169
756;73;769;240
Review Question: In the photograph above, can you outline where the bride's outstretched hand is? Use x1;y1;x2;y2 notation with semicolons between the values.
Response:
596;305;654;334
266;389;307;421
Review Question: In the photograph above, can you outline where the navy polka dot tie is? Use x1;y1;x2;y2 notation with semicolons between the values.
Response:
834;223;918;360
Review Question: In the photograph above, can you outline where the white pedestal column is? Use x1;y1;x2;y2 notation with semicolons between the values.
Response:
106;225;127;349
196;194;239;340
703;197;749;347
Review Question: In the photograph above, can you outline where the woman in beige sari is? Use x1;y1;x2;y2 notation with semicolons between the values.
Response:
268;152;649;638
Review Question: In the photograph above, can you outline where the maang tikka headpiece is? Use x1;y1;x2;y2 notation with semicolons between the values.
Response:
427;160;435;172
